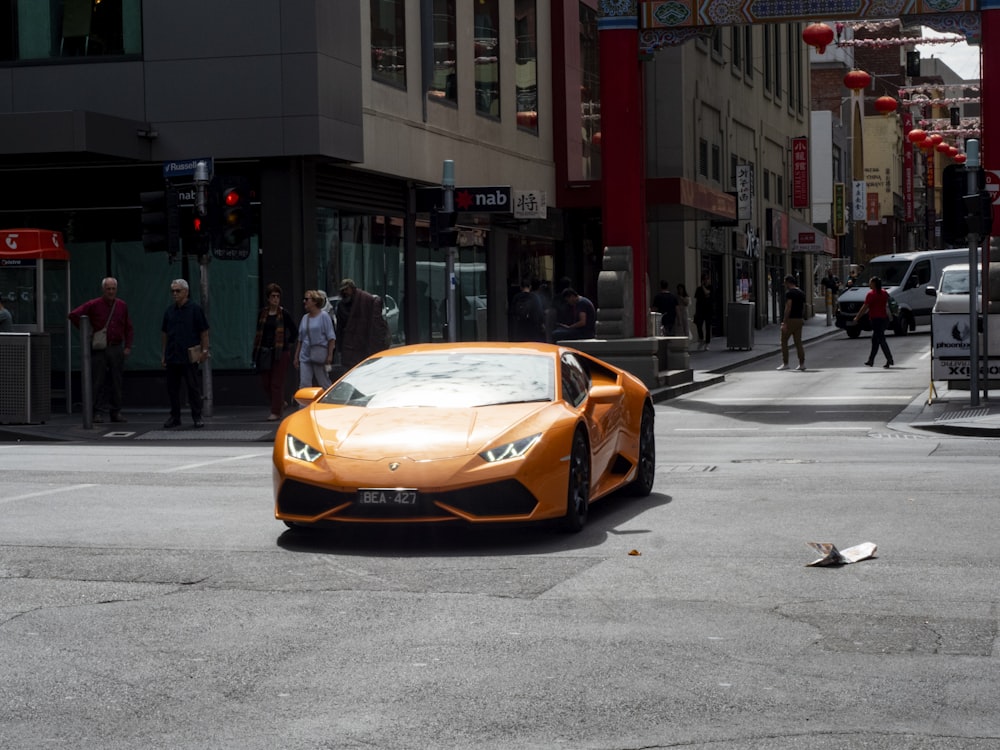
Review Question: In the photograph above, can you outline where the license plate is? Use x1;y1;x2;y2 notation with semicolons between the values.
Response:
357;489;419;506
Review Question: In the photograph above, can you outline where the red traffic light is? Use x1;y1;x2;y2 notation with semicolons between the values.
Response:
193;216;203;232
224;188;240;207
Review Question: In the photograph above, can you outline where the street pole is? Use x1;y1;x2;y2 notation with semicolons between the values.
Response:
200;254;213;417
442;160;457;343
967;139;980;406
80;315;93;429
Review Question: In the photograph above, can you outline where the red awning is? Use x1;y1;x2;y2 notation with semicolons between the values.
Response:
0;228;70;260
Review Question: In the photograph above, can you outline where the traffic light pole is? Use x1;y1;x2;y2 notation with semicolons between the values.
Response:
967;140;980;406
442;160;457;343
200;253;213;417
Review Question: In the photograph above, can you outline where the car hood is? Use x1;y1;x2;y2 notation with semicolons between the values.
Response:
309;402;550;460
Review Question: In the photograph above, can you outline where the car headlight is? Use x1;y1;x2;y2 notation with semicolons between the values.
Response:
286;434;322;463
479;434;541;463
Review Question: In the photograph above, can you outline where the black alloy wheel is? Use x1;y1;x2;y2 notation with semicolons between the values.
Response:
562;429;591;533
627;404;655;497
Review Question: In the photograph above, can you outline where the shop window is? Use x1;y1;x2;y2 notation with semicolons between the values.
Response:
699;140;708;178
371;0;406;88
711;145;721;182
475;0;499;117
427;0;455;104
1;0;142;62
514;0;537;133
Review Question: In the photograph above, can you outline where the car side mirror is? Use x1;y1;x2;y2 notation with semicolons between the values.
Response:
926;287;937;297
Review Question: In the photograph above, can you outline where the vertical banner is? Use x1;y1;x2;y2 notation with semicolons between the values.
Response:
737;164;754;221
867;193;880;224
833;183;845;235
902;111;914;223
792;137;809;208
852;180;866;221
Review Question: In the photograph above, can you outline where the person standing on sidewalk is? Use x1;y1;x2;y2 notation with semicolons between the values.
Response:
161;279;210;428
68;277;134;423
777;275;806;371
693;275;713;350
854;276;894;369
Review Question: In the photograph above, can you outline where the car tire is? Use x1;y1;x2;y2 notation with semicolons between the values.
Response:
893;314;909;336
561;429;591;533
626;404;655;497
846;326;861;339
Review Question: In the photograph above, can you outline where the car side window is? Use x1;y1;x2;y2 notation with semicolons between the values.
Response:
912;261;931;288
561;354;591;407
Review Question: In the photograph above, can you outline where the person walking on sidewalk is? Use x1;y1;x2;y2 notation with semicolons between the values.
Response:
68;277;134;423
853;276;894;368
777;274;807;371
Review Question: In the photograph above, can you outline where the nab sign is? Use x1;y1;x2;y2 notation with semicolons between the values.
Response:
416;185;512;213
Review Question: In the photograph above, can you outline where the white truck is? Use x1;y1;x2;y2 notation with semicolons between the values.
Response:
835;249;976;337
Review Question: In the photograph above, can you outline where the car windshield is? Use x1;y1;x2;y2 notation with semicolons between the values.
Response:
864;261;911;287
939;270;970;295
319;352;555;408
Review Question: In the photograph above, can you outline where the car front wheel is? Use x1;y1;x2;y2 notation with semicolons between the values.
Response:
561;429;591;533
627;404;655;497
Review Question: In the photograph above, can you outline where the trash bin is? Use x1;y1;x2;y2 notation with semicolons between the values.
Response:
726;302;755;351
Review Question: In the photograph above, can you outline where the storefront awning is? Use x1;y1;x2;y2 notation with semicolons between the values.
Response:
0;228;70;261
0;110;152;162
789;216;836;255
646;177;735;222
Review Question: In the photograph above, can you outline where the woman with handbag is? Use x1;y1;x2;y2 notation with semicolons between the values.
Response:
294;289;337;392
252;283;298;421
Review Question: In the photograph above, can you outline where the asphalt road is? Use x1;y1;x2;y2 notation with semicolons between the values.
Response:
2;333;998;749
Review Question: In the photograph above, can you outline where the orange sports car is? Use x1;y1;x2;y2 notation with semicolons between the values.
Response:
273;342;654;532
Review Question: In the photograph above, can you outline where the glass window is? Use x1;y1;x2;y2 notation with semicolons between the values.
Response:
744;27;753;79
474;0;499;117
580;3;600;180
515;0;537;133
560;353;590;407
2;0;142;62
698;140;708;177
428;0;455;104
711;145;721;181
731;27;740;71
371;0;405;88
763;27;772;92
317;208;404;346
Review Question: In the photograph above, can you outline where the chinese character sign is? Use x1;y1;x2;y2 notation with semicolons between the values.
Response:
852;180;866;221
737;165;753;221
792;137;809;208
512;190;546;219
833;183;845;236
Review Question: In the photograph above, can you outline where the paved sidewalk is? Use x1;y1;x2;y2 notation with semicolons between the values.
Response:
2;316;998;441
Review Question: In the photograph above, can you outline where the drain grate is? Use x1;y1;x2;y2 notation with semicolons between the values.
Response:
936;408;990;422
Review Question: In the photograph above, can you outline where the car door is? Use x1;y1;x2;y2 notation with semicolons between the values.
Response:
561;353;621;478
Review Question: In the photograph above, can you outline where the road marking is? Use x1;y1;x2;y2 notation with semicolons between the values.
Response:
674;427;759;432
789;426;869;431
158;452;268;473
1;484;97;504
704;396;913;403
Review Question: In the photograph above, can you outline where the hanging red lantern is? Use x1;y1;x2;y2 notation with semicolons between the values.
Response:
874;96;898;116
948;146;959;156
802;23;835;54
936;141;952;154
843;69;872;92
954;153;967;164
927;133;944;146
907;129;927;144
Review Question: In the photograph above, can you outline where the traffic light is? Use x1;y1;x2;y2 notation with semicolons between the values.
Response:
431;209;458;248
219;177;251;251
140;186;180;257
190;213;212;255
942;165;986;245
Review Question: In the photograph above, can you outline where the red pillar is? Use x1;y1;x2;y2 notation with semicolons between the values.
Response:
599;13;647;335
983;7;1000;236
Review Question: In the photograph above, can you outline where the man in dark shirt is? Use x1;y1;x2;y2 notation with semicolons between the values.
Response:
552;288;596;341
777;274;807;371
650;279;679;335
161;279;210;428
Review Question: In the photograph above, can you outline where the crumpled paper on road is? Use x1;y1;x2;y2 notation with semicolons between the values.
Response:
805;541;877;567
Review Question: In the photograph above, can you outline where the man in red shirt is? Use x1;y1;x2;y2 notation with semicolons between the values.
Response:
69;277;135;423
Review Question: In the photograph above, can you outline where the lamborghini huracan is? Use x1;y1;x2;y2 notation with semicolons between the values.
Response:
273;342;655;532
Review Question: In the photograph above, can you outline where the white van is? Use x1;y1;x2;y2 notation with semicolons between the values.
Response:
925;262;1000;314
835;249;976;337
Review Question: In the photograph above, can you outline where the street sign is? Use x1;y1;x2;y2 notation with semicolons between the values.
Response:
985;169;1000;205
416;185;511;213
162;158;214;180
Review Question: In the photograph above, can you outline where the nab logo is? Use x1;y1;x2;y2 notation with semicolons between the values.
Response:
455;187;510;211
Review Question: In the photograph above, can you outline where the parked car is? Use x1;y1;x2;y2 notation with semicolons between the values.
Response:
925;262;1000;314
273;342;655;533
